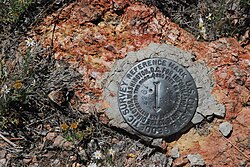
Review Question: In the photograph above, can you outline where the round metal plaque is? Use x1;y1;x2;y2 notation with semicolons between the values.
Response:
118;58;198;137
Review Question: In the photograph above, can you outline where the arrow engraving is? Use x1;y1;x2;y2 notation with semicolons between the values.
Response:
153;81;161;112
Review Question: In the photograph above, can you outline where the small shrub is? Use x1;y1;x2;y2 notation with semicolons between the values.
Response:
0;37;36;129
0;0;33;23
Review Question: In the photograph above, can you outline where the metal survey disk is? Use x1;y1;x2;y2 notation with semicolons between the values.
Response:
118;58;198;138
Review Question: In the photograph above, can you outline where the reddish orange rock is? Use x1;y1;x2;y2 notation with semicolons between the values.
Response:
30;0;250;166
180;108;250;166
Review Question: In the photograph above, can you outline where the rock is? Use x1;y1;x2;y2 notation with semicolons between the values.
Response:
78;149;88;161
0;159;6;166
210;102;226;118
113;141;126;153
53;135;64;147
46;132;56;141
151;138;162;147
0;150;7;159
193;95;226;124
219;122;233;137
29;163;39;167
167;157;173;167
149;152;167;167
31;0;250;165
52;136;73;150
63;141;74;151
238;160;247;166
170;147;180;159
187;154;205;166
51;159;60;167
174;157;189;166
23;158;32;164
48;90;66;107
191;113;204;124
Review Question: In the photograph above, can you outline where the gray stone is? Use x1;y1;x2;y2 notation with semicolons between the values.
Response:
53;135;64;147
0;159;6;166
46;132;56;140
0;150;7;159
62;141;74;151
192;92;225;123
149;152;167;167
238;160;247;167
212;103;226;118
52;159;60;167
187;154;205;166
101;43;225;139
167;157;173;167
191;112;204;124
170;147;180;159
29;163;39;167
219;122;233;137
151;138;162;147
79;149;88;161
23;158;32;164
113;141;126;153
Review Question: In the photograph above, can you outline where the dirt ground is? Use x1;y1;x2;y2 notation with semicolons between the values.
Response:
0;0;249;166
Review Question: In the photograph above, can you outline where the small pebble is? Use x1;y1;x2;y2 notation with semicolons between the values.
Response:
0;150;7;159
152;138;162;147
78;149;88;161
52;159;60;167
187;154;205;166
46;132;56;141
170;147;180;159
53;135;64;147
191;112;204;124
23;158;32;164
0;159;6;166
149;152;167;167
113;141;125;152
219;122;233;137
167;157;173;167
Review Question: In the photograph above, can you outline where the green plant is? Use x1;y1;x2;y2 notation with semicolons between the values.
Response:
0;0;33;23
0;38;36;129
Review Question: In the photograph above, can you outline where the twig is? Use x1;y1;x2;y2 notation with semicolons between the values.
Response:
0;137;23;141
26;115;53;127
0;133;18;148
30;0;58;27
49;3;75;60
215;129;250;160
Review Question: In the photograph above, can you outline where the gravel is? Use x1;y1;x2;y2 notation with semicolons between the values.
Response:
149;152;167;167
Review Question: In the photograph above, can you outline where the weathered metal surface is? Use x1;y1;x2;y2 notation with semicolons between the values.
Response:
118;58;198;137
